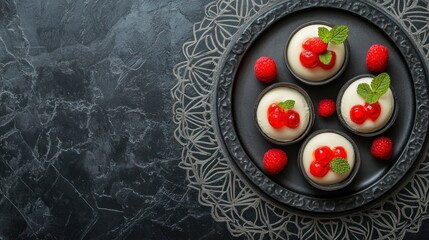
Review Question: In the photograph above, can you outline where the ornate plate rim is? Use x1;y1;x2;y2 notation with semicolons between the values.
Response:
213;0;429;213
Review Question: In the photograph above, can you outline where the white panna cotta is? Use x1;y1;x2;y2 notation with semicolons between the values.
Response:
286;24;346;82
302;132;356;185
256;86;310;142
340;77;394;133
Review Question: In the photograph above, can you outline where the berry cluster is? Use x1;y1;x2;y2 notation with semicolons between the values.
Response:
309;146;347;177
267;103;300;129
300;37;336;70
350;101;381;124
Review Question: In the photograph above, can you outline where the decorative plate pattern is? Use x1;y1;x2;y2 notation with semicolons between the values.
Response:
172;0;429;239
215;1;428;212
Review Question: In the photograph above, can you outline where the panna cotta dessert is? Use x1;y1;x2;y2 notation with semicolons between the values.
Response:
255;83;314;145
299;130;360;190
337;73;397;136
285;22;350;85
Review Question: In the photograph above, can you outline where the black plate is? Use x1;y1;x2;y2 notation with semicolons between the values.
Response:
214;0;429;214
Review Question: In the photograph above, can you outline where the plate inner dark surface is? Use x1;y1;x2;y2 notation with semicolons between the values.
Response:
232;8;414;198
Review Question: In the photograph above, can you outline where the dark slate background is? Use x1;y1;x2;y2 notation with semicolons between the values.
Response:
0;0;426;239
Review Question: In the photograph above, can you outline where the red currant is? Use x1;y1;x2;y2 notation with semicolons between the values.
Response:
310;160;330;177
365;102;381;121
333;146;347;159
314;146;334;165
267;103;278;115
285;110;300;129
302;38;312;50
350;104;367;124
318;51;336;70
299;50;318;68
267;104;286;129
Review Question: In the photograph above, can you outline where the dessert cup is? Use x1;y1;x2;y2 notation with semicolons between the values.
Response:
337;74;398;137
284;21;350;85
298;129;360;191
254;82;314;145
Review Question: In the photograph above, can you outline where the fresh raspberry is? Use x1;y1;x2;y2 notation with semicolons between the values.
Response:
318;51;336;70
371;137;393;160
309;37;328;54
254;56;278;83
263;148;288;174
299;50;318;68
366;44;389;72
317;99;336;117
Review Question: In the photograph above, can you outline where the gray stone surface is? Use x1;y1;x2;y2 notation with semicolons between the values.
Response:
0;0;427;239
0;0;233;239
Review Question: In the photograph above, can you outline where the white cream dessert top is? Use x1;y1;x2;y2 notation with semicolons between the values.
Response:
302;132;355;185
286;24;346;82
340;77;394;133
256;87;310;142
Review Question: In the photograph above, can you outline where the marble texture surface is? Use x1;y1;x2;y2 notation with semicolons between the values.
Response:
0;0;233;239
0;0;427;239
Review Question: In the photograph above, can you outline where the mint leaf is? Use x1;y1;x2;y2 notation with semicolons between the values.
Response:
278;100;295;110
371;72;390;96
330;25;349;45
318;27;331;43
357;83;373;99
319;51;332;65
365;94;380;104
356;73;391;104
329;157;350;174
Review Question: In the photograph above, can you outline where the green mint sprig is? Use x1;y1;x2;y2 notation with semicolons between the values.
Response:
329;157;351;174
318;25;349;45
278;100;295;110
356;72;391;104
317;25;349;64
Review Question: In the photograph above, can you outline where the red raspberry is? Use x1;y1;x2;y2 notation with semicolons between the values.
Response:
309;37;328;54
263;148;288;174
254;56;278;83
371;137;393;160
299;50;318;68
317;99;336;117
366;44;389;72
318;51;336;70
